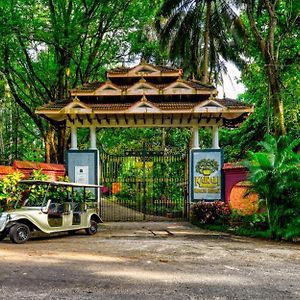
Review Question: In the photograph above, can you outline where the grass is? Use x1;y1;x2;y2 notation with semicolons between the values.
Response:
192;220;273;239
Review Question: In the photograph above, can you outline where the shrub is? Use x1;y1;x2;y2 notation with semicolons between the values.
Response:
245;134;300;240
0;172;24;211
191;200;231;225
230;209;268;230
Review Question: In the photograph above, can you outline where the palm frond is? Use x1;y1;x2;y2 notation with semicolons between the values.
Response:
155;0;248;84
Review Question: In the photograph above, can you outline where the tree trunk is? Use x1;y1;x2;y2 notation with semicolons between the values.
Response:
245;0;287;136
44;126;56;163
44;125;67;164
57;126;67;164
202;1;211;84
266;63;286;136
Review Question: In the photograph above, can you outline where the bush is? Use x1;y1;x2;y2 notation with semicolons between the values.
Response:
245;134;300;240
0;172;25;211
191;201;231;225
230;209;268;230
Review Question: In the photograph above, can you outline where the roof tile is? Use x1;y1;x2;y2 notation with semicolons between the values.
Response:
216;98;252;108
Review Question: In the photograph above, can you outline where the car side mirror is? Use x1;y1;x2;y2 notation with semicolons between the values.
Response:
41;199;51;214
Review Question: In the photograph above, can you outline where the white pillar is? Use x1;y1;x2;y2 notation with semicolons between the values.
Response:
70;125;78;150
212;125;220;149
90;126;97;149
192;126;199;149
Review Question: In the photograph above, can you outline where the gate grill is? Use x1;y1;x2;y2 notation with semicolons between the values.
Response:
100;147;189;221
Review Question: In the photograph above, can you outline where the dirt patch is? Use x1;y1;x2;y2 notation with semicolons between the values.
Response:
0;222;299;299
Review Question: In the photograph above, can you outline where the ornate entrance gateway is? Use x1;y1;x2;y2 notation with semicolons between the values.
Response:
100;146;189;221
36;62;253;220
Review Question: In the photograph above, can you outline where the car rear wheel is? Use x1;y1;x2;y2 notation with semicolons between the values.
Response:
85;220;98;235
9;224;30;244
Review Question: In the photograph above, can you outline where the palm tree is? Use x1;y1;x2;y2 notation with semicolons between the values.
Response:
156;0;246;84
245;134;300;239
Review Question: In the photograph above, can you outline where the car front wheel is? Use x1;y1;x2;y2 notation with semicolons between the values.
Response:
85;220;98;235
9;224;31;244
0;231;7;241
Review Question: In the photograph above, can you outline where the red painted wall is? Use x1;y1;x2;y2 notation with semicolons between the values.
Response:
0;166;15;179
222;163;248;205
0;161;65;180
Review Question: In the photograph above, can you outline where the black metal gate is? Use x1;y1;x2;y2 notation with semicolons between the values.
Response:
99;146;189;221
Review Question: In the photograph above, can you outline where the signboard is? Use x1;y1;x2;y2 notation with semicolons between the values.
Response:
66;150;99;186
190;149;223;202
75;166;89;185
66;149;99;199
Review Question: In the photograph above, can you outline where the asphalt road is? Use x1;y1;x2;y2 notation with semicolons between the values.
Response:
0;222;299;300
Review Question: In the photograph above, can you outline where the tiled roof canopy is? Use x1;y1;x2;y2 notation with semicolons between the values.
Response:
36;62;253;128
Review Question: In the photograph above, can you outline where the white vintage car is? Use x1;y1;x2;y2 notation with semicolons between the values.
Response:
0;180;102;244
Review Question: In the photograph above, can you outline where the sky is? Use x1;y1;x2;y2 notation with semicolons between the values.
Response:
217;63;246;99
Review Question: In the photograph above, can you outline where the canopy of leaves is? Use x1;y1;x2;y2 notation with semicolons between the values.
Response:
155;0;246;82
245;134;300;239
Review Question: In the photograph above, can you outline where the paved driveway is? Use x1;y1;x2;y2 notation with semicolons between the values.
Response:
0;222;299;300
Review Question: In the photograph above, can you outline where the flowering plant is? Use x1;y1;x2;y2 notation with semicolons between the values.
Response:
191;200;231;225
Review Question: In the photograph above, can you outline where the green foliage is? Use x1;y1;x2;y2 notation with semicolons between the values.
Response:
156;0;246;82
0;167;94;210
96;128;191;154
238;1;299;137
0;171;24;211
230;210;268;231
245;134;300;240
25;170;49;206
0;0;163;162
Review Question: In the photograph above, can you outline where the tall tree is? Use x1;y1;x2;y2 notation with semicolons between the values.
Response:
0;0;153;163
242;0;299;136
156;0;246;83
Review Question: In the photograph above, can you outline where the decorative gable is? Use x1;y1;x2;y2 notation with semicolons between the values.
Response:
126;97;161;113
94;82;121;96
193;100;225;113
128;64;160;76
163;81;194;95
127;81;158;95
60;98;93;114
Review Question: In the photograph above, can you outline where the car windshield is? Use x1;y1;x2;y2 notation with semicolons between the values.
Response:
19;184;48;207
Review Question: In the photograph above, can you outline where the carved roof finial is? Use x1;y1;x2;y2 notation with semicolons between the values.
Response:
209;91;215;100
179;68;183;78
73;95;80;102
139;76;146;83
141;94;148;102
140;58;147;65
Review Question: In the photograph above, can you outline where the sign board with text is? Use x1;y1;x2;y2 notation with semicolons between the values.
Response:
66;150;99;199
190;149;223;202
